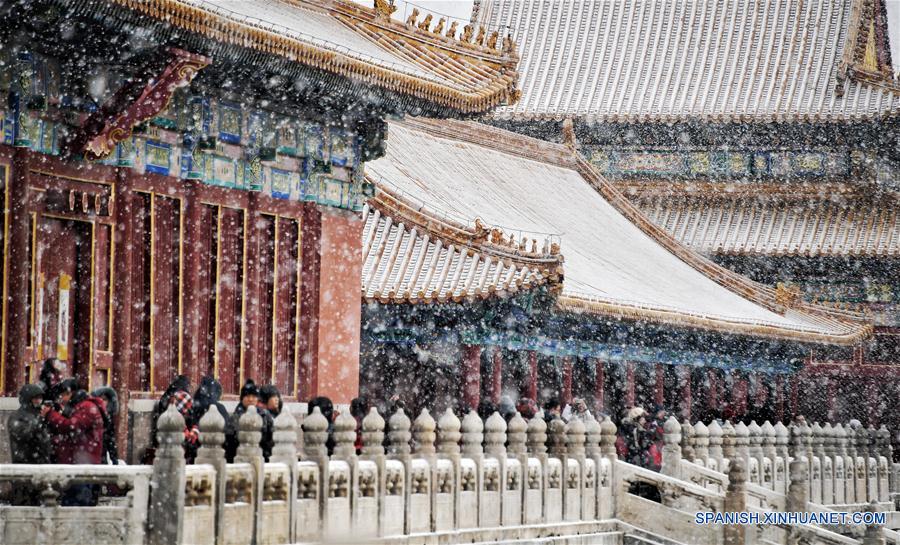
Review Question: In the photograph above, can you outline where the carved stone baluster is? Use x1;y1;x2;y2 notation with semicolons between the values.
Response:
722;421;736;471
149;405;186;545
708;421;724;470
388;408;413;533
680;420;695;462
747;421;763;484
599;417;617;460
197;406;228;545
359;407;386;535
661;416;682;479
412;409;437;463
787;423;809;512
303;407;329;535
484;412;508;460
734;421;750;470
271;410;298;543
693;421;710;466
761;421;777;490
461;410;484;526
235;406;265;544
724;457;747;545
437;408;462;527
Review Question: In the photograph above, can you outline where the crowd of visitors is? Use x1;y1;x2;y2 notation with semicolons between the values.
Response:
8;359;684;506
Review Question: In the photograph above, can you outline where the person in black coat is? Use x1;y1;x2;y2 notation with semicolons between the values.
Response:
191;376;229;425
91;386;120;465
225;380;260;462
142;375;191;464
9;384;53;464
258;385;282;461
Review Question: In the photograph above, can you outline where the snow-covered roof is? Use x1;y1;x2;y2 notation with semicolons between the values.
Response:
99;0;519;113
361;190;562;304
479;0;900;122
636;196;900;257
365;119;872;344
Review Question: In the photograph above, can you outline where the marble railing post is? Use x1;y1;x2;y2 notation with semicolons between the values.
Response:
527;413;548;520
548;415;568;520
484;412;507;525
862;501;885;545
333;411;359;533
565;418;586;519
508;412;528;526
822;423;836;504
761;421;776;490
461;410;484;526
599;417;617;460
856;425;870;501
388;408;413;534
270;410;298;543
681;420;695;463
774;422;789;494
149;405;186;545
437;408;462;528
303;407;330;536
734;422;750;471
722;421;736;471
724;457;747;545
876;425;894;495
801;421;814;470
708;421;724;471
661;416;682;479
747;421;763;484
835;423;854;503
196;406;227;545
235;406;265;545
412;409;437;531
787;424;809;512
693;421;710;465
584;414;602;509
360;408;386;535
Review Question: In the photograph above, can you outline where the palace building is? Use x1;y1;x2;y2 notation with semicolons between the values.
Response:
465;0;900;427
359;118;870;424
0;0;518;460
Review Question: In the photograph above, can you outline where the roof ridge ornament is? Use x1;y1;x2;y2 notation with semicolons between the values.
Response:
373;0;396;22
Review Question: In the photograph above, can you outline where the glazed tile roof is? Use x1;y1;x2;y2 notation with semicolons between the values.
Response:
636;196;900;257
480;0;900;122
361;190;563;304
365;118;871;344
100;0;519;113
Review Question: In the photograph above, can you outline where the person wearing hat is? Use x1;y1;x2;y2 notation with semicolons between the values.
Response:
225;379;260;462
257;385;281;461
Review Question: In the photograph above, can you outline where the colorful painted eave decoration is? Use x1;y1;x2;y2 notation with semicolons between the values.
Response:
71;48;210;160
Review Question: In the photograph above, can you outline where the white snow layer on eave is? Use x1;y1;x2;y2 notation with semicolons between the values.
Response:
367;124;843;335
179;0;433;79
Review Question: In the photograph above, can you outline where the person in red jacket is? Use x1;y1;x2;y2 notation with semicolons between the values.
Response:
45;379;108;505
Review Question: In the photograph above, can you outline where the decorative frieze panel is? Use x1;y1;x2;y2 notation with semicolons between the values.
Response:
0;49;370;212
588;148;855;181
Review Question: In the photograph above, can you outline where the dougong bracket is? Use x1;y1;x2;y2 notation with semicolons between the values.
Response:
68;48;210;160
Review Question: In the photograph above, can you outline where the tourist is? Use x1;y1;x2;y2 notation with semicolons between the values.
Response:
498;395;517;422
542;398;562;425
45;379;107;506
225;380;260;462
37;358;68;406
7;384;52;504
8;383;53;464
142;374;191;464
91;386;120;465
564;397;592;422
308;396;336;455
618;406;652;467
257;385;282;461
350;396;369;453
516;397;538;420
169;390;200;462
190;376;229;426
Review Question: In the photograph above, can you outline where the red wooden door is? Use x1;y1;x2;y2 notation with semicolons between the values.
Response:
35;217;93;385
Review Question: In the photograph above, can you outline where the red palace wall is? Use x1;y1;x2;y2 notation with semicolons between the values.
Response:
0;146;361;406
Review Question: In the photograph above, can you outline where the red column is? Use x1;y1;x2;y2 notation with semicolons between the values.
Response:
3;149;30;395
491;348;503;404
625;362;636;407
681;367;692;421
527;351;538;401
462;345;482;410
774;375;784;422
594;359;605;414
789;376;800;419
708;368;719;410
561;357;573;405
111;167;136;454
654;363;665;405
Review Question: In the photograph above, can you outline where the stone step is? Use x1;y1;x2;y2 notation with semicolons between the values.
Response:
467;531;624;545
620;525;691;545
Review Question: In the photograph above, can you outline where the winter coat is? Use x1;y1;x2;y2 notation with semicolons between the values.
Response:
91;387;120;464
46;393;107;464
8;384;53;464
225;403;248;463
